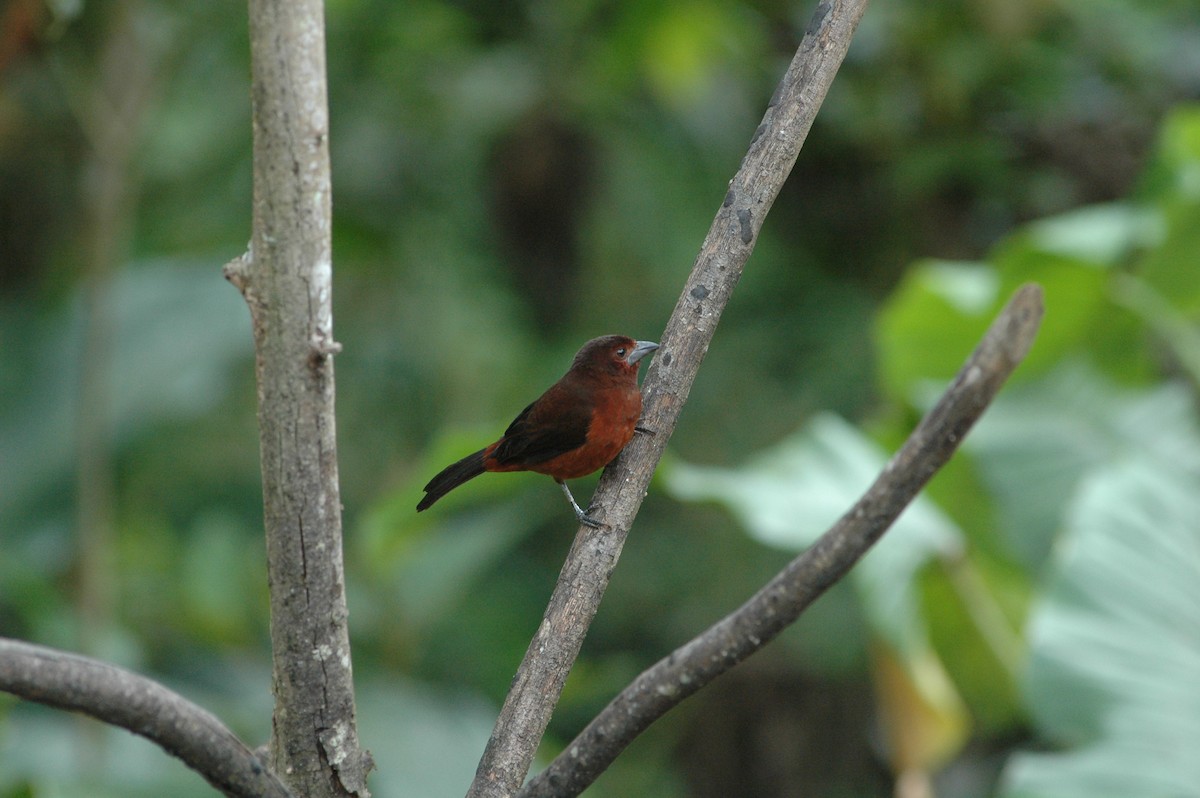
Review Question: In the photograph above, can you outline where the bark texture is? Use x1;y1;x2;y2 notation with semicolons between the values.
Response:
226;1;371;795
0;638;295;798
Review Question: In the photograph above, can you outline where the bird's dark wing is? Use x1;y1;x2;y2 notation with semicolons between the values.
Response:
490;382;592;468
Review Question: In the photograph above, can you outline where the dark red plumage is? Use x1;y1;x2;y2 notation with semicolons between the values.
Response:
417;335;659;527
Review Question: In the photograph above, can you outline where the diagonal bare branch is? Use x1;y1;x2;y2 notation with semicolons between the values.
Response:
466;2;871;796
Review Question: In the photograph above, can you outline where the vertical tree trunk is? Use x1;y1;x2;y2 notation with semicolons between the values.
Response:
228;1;371;795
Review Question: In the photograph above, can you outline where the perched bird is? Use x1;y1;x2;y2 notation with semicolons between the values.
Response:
417;335;659;527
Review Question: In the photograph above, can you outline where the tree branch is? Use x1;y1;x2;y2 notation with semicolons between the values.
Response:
521;283;1045;797
230;1;372;795
0;637;294;798
466;2;870;796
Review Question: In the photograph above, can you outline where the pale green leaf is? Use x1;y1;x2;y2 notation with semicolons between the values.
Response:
963;363;1200;568
999;457;1200;797
666;412;962;659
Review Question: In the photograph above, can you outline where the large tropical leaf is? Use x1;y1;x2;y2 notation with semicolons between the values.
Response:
666;413;969;770
962;364;1200;568
999;456;1200;797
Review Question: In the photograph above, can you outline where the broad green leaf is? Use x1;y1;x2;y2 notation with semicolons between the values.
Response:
875;260;999;403
999;457;1200;797
667;413;970;769
668;413;963;658
963;363;1200;568
1023;203;1155;266
877;199;1166;408
1110;273;1200;386
1136;201;1200;314
987;245;1116;377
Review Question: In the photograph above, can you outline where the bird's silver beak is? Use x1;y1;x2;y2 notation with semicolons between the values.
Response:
627;340;659;365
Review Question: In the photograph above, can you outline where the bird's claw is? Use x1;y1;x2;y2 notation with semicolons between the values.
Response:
560;480;606;528
634;425;655;436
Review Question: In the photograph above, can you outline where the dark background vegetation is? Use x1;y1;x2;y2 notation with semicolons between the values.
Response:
2;0;1199;795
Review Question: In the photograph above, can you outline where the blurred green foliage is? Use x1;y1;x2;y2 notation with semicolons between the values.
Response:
2;0;1199;796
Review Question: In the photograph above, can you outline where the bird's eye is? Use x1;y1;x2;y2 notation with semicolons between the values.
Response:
616;347;627;357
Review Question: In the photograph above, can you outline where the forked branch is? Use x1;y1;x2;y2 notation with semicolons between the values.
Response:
521;283;1044;797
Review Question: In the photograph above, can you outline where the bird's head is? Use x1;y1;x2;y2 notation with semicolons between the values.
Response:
571;335;659;379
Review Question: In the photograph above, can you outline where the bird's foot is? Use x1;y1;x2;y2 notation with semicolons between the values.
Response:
634;425;655;436
577;510;604;529
560;479;606;529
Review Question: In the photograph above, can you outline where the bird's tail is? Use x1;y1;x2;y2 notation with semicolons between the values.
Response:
416;448;487;511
